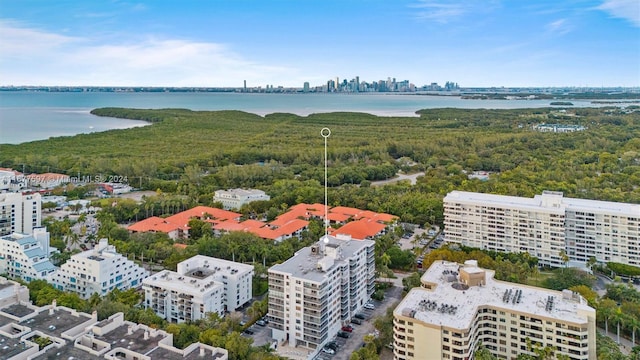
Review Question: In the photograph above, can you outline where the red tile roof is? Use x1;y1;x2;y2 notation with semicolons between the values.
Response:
331;219;387;240
127;203;395;242
165;206;242;227
127;216;187;233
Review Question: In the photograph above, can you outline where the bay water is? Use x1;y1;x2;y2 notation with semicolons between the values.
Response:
0;91;604;144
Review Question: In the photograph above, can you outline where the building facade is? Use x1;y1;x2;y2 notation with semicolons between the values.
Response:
0;281;228;360
48;238;149;299
0;192;41;236
213;188;271;210
443;190;640;267
143;255;254;323
0;227;57;282
393;260;596;360
268;234;375;353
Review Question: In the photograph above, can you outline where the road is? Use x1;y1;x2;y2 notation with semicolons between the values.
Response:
327;285;403;360
370;172;424;187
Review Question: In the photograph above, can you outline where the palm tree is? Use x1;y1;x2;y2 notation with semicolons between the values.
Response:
559;250;569;271
628;316;640;346
611;307;626;344
68;233;81;250
598;299;617;335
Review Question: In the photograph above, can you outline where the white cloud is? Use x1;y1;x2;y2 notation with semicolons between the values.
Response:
0;21;297;87
410;1;466;23
409;0;502;25
0;20;80;56
546;18;573;35
596;0;640;26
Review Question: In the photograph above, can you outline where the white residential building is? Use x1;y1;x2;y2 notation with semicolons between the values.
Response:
48;238;149;299
213;188;271;210
0;168;26;192
143;255;254;323
0;192;41;236
268;234;375;353
443;190;640;267
0;227;57;282
0;283;228;360
393;260;596;360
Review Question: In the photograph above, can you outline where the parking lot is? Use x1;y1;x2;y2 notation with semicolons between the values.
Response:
241;317;272;347
313;284;403;360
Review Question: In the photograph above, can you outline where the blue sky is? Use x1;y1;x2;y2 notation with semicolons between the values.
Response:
1;0;638;87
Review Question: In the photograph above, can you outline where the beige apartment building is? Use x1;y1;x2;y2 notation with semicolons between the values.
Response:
393;260;596;360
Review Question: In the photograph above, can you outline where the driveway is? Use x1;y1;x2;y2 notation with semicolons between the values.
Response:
327;285;403;360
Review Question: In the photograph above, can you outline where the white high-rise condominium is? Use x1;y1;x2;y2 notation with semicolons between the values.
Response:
443;190;640;267
268;234;375;353
0;192;41;236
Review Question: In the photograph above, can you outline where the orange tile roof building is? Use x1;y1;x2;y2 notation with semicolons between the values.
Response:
128;203;397;242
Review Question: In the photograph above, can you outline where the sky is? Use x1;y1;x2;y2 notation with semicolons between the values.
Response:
1;0;639;88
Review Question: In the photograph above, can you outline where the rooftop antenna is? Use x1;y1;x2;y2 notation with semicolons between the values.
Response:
321;128;331;237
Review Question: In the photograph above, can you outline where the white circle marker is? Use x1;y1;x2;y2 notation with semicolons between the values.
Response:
322;127;331;237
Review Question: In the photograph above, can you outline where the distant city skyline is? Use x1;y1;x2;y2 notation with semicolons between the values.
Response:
1;0;638;88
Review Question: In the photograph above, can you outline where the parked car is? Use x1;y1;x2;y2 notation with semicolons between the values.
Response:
242;329;254;335
337;331;350;338
325;342;339;350
351;318;362;325
256;320;266;326
341;326;353;332
354;313;366;320
364;303;375;310
322;347;335;355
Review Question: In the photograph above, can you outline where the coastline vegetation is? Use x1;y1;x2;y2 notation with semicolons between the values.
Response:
11;105;638;358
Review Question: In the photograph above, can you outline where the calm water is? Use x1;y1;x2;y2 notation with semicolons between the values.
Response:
0;91;604;144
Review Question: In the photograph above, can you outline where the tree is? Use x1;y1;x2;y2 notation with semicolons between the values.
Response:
598;299;617;335
587;256;597;273
611;307;626;344
568;285;598;308
224;331;253;360
628;316;640;347
474;345;498;360
559;250;569;271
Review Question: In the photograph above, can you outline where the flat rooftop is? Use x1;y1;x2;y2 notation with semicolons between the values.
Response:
0;282;13;292
1;303;35;318
147;346;227;360
0;336;33;359
178;255;254;277
38;343;101;360
396;261;594;330
20;308;92;338
270;235;374;283
144;270;222;296
96;324;169;355
445;190;639;215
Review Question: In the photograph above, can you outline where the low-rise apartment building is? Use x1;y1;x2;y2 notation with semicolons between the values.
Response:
143;255;254;323
393;260;596;360
268;234;375;353
0;228;56;282
0;279;228;360
213;188;271;210
443;190;640;267
48;238;149;299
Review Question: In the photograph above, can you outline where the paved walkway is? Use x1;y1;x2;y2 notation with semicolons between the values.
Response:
598;327;637;355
